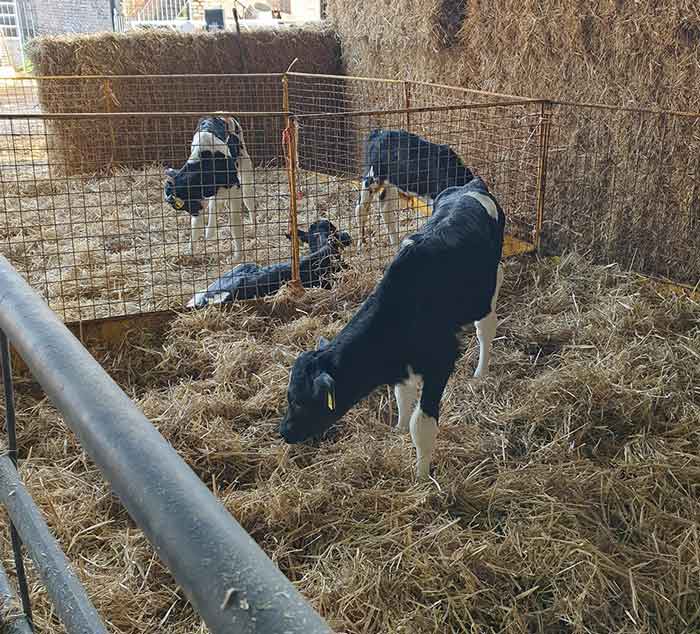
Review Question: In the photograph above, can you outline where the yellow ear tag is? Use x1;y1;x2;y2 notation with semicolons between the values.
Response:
327;391;335;411
173;197;185;209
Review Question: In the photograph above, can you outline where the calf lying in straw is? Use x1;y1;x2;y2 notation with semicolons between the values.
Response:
187;219;352;308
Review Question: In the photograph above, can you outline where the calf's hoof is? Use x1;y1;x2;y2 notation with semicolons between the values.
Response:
415;460;432;481
396;419;410;434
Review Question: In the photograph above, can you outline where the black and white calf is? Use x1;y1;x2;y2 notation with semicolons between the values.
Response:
164;116;256;258
187;219;352;308
287;218;350;254
355;128;474;246
280;177;505;479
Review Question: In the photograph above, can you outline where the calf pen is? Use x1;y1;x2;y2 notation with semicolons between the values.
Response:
0;73;543;333
1;72;699;632
1;72;698;337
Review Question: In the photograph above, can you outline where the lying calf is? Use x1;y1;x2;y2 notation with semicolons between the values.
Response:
287;219;348;254
187;221;352;308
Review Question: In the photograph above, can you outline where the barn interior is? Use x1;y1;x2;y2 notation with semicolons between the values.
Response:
1;8;699;634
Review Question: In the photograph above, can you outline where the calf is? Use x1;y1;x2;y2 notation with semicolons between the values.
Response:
164;116;256;258
187;220;352;308
355;128;474;246
280;176;505;480
286;218;351;254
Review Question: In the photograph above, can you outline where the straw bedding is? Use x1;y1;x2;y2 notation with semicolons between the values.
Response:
1;251;699;633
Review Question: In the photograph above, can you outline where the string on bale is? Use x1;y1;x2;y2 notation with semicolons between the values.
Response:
1;254;699;633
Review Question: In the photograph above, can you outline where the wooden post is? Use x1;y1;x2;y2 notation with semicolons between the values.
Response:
281;71;303;293
534;100;552;253
285;119;302;293
404;81;412;131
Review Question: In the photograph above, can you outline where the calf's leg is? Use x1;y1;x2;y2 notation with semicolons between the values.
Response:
354;178;374;245
238;152;257;230
394;367;419;433
188;213;205;255
228;187;245;262
474;262;504;378
410;371;450;480
378;183;400;247
205;197;218;241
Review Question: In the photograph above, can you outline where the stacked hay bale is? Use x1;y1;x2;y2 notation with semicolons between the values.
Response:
26;25;343;174
327;0;700;286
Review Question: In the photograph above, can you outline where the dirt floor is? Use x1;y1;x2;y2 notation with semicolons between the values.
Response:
1;251;699;633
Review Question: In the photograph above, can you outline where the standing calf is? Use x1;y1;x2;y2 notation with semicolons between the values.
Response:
355;128;474;246
164;116;256;258
280;177;505;480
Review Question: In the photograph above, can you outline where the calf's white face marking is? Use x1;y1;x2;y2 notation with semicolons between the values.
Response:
466;191;499;220
188;129;231;163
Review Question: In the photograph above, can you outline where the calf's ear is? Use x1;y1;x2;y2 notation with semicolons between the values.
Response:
313;371;336;411
284;229;308;243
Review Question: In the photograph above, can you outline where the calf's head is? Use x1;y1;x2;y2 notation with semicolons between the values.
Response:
279;337;341;443
164;166;206;216
286;219;352;253
164;151;224;217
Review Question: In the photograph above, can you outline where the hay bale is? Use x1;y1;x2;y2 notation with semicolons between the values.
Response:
24;25;343;174
27;24;341;77
328;0;700;111
328;0;700;286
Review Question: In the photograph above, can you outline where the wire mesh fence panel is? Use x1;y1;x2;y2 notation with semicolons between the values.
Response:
295;100;542;272
0;111;292;321
12;72;698;326
0;77;40;113
406;80;530;110
545;104;700;286
0;74;285;114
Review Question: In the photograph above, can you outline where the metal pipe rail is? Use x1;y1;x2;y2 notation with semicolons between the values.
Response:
0;455;108;634
0;255;332;634
0;558;32;634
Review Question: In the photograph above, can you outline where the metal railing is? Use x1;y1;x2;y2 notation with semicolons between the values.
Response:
0;253;333;634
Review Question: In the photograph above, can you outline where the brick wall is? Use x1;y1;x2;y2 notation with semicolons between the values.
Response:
32;0;114;35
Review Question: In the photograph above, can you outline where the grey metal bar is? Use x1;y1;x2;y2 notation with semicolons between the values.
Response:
0;557;33;634
0;331;33;630
0;256;332;634
0;332;18;465
0;455;108;634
